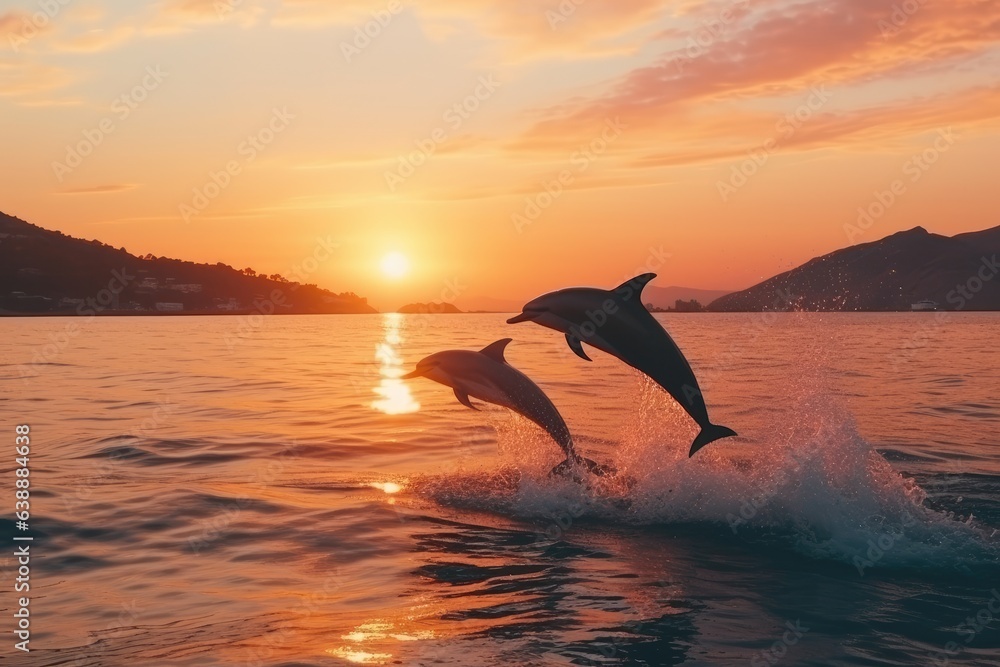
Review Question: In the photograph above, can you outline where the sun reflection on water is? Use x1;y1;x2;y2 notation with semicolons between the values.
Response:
370;481;403;494
327;648;394;664
329;620;435;664
372;313;420;415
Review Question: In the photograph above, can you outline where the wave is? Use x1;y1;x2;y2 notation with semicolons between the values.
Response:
414;384;1000;574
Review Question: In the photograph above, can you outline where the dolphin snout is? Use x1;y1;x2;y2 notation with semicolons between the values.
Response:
400;368;424;379
506;312;535;324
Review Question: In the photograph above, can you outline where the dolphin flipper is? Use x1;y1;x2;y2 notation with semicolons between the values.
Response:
565;334;592;361
453;388;479;410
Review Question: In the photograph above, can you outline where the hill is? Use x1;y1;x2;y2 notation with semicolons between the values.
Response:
708;225;1000;312
396;302;463;314
643;285;732;310
456;287;732;313
454;295;522;313
0;211;376;315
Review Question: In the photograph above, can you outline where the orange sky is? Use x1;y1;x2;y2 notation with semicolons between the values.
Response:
2;0;999;311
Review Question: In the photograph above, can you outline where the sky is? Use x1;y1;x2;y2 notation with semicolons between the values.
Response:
2;0;999;311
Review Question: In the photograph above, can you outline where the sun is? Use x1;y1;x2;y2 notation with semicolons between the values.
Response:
380;251;410;279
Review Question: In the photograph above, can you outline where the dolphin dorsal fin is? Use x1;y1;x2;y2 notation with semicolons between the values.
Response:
479;338;512;363
615;273;657;294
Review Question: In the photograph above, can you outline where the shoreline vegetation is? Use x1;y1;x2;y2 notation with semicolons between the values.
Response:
5;310;998;318
2;211;998;315
1;211;376;317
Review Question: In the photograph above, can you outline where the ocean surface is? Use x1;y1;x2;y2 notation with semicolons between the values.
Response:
2;312;999;667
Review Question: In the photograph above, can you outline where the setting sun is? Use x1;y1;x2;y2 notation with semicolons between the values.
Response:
380;252;410;280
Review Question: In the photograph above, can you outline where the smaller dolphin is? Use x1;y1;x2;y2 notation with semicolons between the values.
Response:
402;338;610;477
507;274;737;457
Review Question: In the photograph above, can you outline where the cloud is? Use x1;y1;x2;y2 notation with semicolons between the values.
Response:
271;0;667;57
0;11;27;35
411;172;666;204
16;96;85;107
506;0;1000;162
149;0;267;32
0;10;55;51
0;61;72;98
270;0;382;26
627;85;1000;169
55;184;140;195
52;25;136;53
2;5;138;54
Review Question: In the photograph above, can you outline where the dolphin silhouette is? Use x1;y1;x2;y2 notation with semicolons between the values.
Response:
507;274;737;457
401;338;611;476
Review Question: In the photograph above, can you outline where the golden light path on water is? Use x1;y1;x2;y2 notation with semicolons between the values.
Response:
371;313;420;415
369;482;403;495
326;482;431;664
328;620;436;663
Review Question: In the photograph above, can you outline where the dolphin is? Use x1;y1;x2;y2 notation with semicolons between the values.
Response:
506;273;737;457
401;338;611;476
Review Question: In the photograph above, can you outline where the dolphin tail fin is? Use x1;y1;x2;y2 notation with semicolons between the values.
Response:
549;456;615;478
689;424;738;457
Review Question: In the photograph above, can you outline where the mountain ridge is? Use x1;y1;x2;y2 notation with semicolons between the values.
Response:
708;225;1000;311
0;211;377;315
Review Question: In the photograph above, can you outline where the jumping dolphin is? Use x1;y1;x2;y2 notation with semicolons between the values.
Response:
401;338;610;476
506;274;736;457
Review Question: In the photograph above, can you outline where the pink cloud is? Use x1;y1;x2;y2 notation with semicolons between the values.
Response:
55;184;140;195
509;0;1000;158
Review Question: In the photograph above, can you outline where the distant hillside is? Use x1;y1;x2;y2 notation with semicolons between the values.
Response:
709;225;1000;312
643;285;733;310
0;212;376;315
396;302;462;314
454;295;522;313
457;287;732;313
